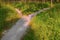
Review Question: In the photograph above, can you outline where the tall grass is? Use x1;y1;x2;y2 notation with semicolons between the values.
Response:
23;4;60;40
0;3;19;38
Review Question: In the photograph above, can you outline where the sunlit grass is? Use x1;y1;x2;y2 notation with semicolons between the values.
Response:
23;4;60;40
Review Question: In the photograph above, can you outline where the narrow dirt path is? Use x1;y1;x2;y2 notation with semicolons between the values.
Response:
1;8;50;40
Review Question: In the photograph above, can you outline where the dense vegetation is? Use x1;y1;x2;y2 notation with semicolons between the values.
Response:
0;1;60;40
23;4;60;40
0;2;19;38
11;2;50;14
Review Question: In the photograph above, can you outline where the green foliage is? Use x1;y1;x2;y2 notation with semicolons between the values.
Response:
12;2;50;15
23;4;60;40
0;3;19;38
0;1;60;40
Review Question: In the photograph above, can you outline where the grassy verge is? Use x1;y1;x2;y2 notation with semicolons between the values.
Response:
0;2;20;38
23;4;60;40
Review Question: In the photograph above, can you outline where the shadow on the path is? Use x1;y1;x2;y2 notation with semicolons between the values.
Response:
22;27;37;40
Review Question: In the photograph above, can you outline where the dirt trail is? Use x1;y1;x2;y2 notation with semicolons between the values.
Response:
1;8;50;40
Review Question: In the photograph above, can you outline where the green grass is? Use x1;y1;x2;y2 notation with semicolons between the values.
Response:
11;2;50;15
0;3;19;38
0;1;60;40
0;2;49;38
23;4;60;40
